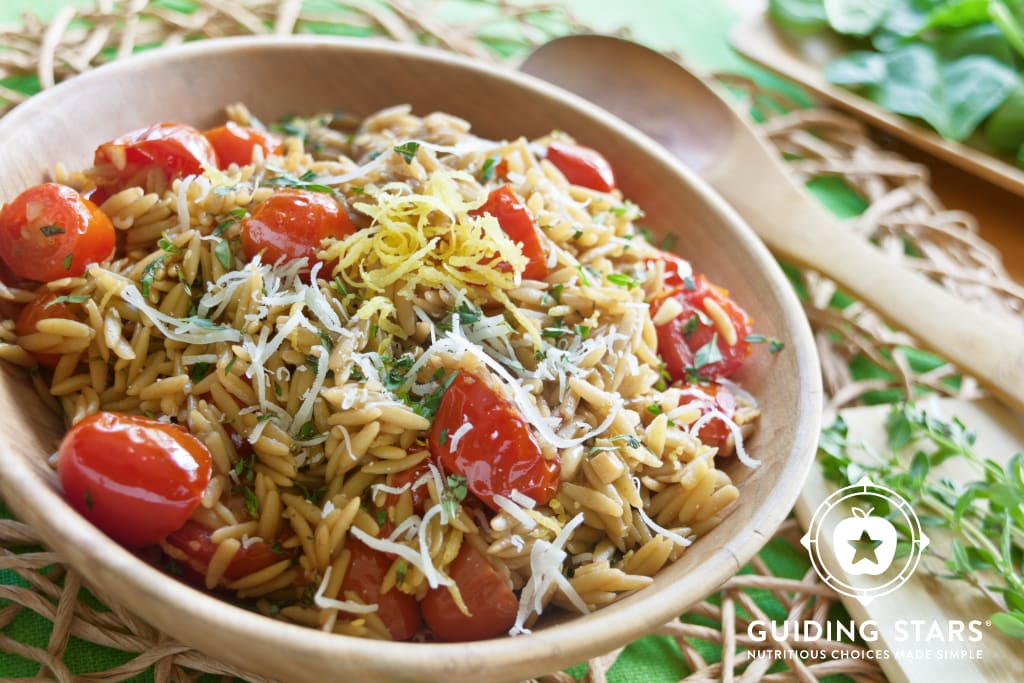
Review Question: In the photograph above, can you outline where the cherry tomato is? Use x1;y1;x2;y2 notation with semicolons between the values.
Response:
679;383;738;451
15;293;79;367
164;520;284;583
429;372;558;511
469;185;548;280
203;122;283;169
653;274;752;383
421;543;518;642
240;189;355;273
0;183;115;282
546;140;616;192
58;412;213;547
340;540;422;641
645;249;694;293
94;122;218;192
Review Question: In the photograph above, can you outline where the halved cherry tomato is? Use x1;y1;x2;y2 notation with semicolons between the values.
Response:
240;189;355;274
203;122;283;169
93;122;218;192
679;383;738;451
653;274;752;383
429;371;558;511
164;519;285;583
58;412;213;547
16;292;79;367
546;140;616;192
645;249;694;294
340;540;422;641
421;543;518;642
0;183;115;282
469;185;548;280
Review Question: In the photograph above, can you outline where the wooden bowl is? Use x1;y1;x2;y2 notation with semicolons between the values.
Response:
0;36;821;682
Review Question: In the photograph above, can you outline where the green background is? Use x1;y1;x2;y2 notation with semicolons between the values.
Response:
0;1;842;681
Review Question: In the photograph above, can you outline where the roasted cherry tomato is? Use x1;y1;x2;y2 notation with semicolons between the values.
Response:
546;140;616;192
653;274;752;383
203;122;283;169
0;183;115;282
469;185;548;281
58;412;213;547
421;543;518;642
679;383;738;451
240;189;355;273
645;249;694;294
429;371;558;511
340;540;422;641
164;519;284;583
93;122;218;192
16;292;79;367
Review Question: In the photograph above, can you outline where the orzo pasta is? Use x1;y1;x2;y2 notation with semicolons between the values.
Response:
0;103;766;642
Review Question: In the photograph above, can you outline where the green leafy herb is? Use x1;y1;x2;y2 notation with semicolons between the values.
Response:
214;238;233;270
270;539;284;557
225;354;237;375
820;402;1024;640
574;324;591;339
439;428;449;446
242;487;259;517
611;433;642;449
256;412;275;422
647;403;663;416
298;421;317;440
572;228;584;241
542;326;569;339
441;473;469;517
190;361;210;383
61;253;73;271
393;141;421;163
140;257;164;297
480;155;500;182
576;265;591;287
47;294;89;307
682;275;696;291
548;283;564;304
38;225;65;237
606;272;638;289
158;233;182;255
413;370;458;419
746;333;785;353
687;334;724;381
182;316;226;331
395;559;408;584
681;314;699;338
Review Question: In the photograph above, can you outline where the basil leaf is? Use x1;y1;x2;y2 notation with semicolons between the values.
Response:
824;0;895;36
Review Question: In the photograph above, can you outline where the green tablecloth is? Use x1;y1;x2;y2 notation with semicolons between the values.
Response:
0;1;841;681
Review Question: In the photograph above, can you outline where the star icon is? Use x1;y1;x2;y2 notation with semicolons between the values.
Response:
849;529;884;564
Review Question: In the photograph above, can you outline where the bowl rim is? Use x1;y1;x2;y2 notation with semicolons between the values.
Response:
0;34;822;681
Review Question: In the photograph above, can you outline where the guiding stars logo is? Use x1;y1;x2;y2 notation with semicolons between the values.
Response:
802;476;929;605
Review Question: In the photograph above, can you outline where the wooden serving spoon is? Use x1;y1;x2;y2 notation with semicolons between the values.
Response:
521;34;1024;414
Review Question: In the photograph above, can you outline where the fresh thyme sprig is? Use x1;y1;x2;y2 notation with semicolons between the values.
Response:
819;401;1024;639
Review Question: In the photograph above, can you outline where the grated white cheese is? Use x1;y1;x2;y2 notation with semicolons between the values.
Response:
493;494;537;531
631;477;693;547
122;285;241;345
321;500;336;519
314;566;379;614
509;513;588;636
690;409;759;467
448;420;473;453
508;490;537;510
290;344;329;434
350;514;453;589
181;353;218;365
370;482;412;497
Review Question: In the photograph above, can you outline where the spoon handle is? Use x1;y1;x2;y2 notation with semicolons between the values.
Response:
709;132;1024;413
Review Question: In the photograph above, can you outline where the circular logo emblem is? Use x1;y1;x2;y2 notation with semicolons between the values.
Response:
801;476;929;605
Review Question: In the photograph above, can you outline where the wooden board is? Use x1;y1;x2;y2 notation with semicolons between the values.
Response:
795;398;1024;682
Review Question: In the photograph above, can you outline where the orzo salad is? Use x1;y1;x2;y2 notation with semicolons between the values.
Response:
0;104;773;642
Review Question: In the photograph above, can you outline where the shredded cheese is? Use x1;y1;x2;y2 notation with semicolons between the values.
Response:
314;566;379;614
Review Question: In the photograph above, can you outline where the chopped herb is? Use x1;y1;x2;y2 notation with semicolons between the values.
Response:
693;334;723;369
542;326;568;339
681;314;699;338
393;141;421;163
683;275;696;291
381;353;416;391
298;421;316;440
348;365;365;382
242;487;259;517
47;294;89;307
257;412;275;422
480;155;500;182
274;381;283;398
375;509;387;526
611;434;642;449
182;316;226;331
158;233;182;255
661;233;677;250
140;256;164;297
61;253;73;271
213;219;234;236
84;489;94;511
395;559;408;584
413;370;458;419
574;324;590;339
534;349;547;361
572;229;584;241
548;283;564;304
270;540;284;557
439;428;449;446
351;186;365;195
455;300;481;326
441;473;469;517
265;169;334;194
225;354;237;375
333;276;348;296
647;403;663;415
190;361;210;383
746;334;785;354
575;265;591;287
606;273;637;289
214;238;233;270
39;225;65;237
369;322;379;338
177;270;192;297
317;328;333;352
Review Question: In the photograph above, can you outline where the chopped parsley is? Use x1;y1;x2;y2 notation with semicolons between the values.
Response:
480;155;500;182
140;256;164;297
190;361;210;383
441;473;469;517
46;294;89;307
158;233;181;255
242;487;259;517
746;334;785;354
547;283;564;304
265;169;334;194
213;238;233;270
39;225;65;237
298;421;317;440
611;434;642;449
606;273;637;290
681;314;699;338
61;253;73;271
393;141;421;163
438;428;449;446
